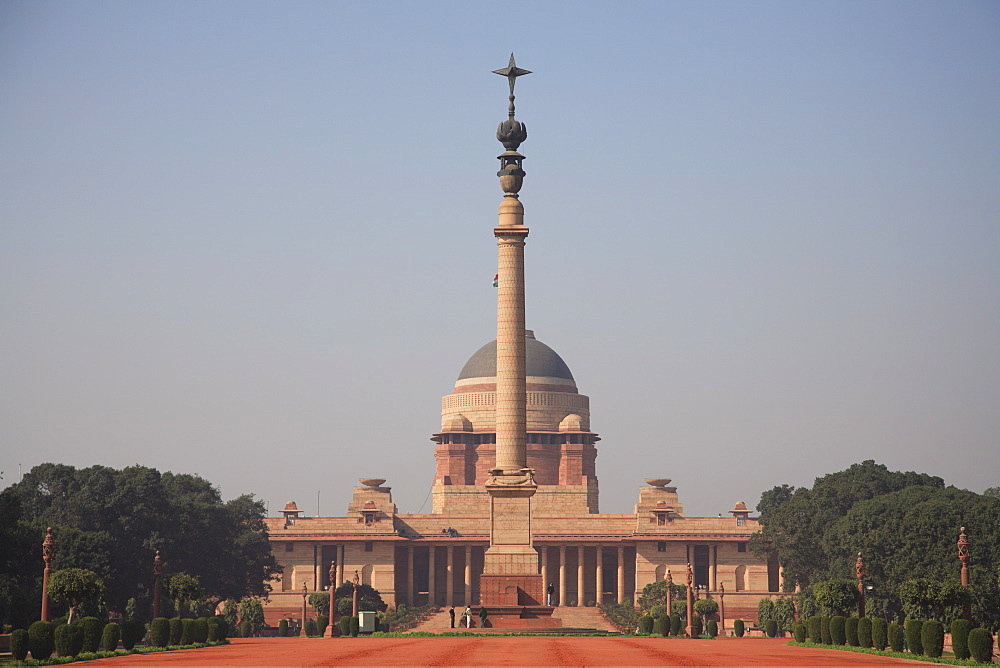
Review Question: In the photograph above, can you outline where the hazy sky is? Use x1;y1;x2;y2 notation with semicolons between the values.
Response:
2;1;998;518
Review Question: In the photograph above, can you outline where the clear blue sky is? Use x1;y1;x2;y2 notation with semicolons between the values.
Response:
2;1;998;517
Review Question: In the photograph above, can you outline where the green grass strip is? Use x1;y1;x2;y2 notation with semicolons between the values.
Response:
787;640;990;666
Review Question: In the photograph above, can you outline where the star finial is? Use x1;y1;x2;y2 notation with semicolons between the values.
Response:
493;53;531;120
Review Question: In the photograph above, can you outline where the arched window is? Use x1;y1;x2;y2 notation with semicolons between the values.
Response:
735;565;747;592
362;564;374;587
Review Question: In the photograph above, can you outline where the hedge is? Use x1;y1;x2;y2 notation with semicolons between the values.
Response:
54;623;83;657
350;616;360;637
830;616;846;645
11;628;30;661
950;619;971;660
212;615;230;641
670;614;682;637
733;618;745;638
921;620;943;658
80;617;103;653
102;622;120;652
239;620;252;638
278;619;288;637
905;619;923;655
764;619;777;637
806;616;821;642
169;618;183;645
968;628;993;664
193;617;209;643
150;618;171;647
180;618;194;645
691;614;702;637
792;622;806;643
121;619;145;649
857;617;872;648
639;615;654;635
707;620;718;638
871;617;887;651
845;616;859;646
887;622;903;652
316;614;329;636
820;616;832;644
29;621;55;660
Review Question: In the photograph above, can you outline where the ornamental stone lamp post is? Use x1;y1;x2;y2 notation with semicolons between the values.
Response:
41;527;55;622
685;562;694;637
352;570;360;617
958;527;971;621
855;552;866;618
301;582;308;635
719;583;726;633
323;560;337;637
665;569;673;616
153;550;163;619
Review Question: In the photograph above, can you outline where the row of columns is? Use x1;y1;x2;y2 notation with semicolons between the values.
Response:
315;544;345;590
404;544;475;607
539;545;628;606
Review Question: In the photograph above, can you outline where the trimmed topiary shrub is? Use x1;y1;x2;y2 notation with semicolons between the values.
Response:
951;619;971;660
349;615;360;637
305;619;317;636
820;616;832;644
793;622;806;643
79;616;102;653
733;618;745;637
278;618;288;637
122;619;145;649
905;618;923;655
968;628;994;664
639;615;654;635
150;618;170;647
11;628;30;661
871;617;886;651
887;621;903;652
338;615;351;636
830;616;846;645
670;614;682;637
29;620;55;660
213;614;229;640
193;617;209;643
239;620;252;638
707;620;718;638
102;622;120;651
857;616;872;647
207;618;220;642
845;616;859;646
169;617;183;645
691;613;702;637
921;619;943;658
180;618;194;645
316;614;328;636
806;615;821;642
55;623;83;657
764;619;777;638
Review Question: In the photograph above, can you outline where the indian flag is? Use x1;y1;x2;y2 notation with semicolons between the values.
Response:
493;274;499;288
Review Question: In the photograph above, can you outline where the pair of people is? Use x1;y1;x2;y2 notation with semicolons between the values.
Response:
452;606;487;628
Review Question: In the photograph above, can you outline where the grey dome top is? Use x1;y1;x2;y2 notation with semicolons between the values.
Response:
457;331;574;381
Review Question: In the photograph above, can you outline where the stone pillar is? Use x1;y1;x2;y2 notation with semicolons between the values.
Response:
464;546;473;606
719;583;726;633
540;546;548;593
616;545;625;605
710;545;717;591
446;545;455;606
336;544;345;589
958;527;972;621
856;552;866;618
595;546;604;606
152;550;163;619
427;545;436;607
685;562;694;637
407;545;415;606
575;545;585;606
559;546;567;607
41;527;54;622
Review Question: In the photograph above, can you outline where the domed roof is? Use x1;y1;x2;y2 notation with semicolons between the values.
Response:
457;331;575;381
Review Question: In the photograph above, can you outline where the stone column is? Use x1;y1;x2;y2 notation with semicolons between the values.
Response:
446;545;455;606
719;583;726;633
427;545;437;606
464;546;473;606
152;550;163;619
616;545;625;604
958;527;972;621
710;545;717;591
336;544;345;589
41;527;54;622
577;545;586;606
559;546;567;607
595;546;604;606
540;546;548;592
407;545;415;606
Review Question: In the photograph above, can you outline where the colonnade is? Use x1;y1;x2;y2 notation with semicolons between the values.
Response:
538;544;630;606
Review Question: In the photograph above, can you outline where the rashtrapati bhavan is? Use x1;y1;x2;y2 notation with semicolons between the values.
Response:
262;57;780;626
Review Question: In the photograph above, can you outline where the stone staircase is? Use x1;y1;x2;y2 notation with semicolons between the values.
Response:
409;606;619;634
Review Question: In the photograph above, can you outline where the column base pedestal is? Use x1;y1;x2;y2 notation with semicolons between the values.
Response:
479;574;544;606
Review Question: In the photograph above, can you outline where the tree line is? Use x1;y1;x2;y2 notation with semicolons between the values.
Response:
0;463;282;628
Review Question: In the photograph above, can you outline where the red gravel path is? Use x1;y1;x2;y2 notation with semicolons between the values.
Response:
83;636;927;666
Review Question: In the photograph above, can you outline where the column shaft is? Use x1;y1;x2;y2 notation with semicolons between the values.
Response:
617;546;625;604
710;545;717;591
494;234;527;472
446;545;455;606
464;546;472;606
540;546;548;593
407;545;415;606
427;546;436;606
595;546;604;606
559;546;567;607
577;545;586;606
336;544;345;589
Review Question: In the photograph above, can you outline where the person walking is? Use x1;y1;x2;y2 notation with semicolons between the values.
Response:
479;606;488;628
463;607;473;628
546;582;555;606
448;606;455;628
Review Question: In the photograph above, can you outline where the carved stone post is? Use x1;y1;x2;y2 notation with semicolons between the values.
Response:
685;562;694;637
856;552;865;618
323;560;337;637
41;527;55;622
153;550;163;619
665;569;673;616
352;570;360;617
719;583;726;633
958;527;971;621
301;581;308;633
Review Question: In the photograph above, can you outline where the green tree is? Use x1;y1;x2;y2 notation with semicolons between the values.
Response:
333;582;386;612
638;579;688;614
164;573;202;618
813;579;856;616
47;569;105;624
308;592;330;615
238;597;264;636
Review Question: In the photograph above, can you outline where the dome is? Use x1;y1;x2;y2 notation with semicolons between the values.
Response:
457;331;574;381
